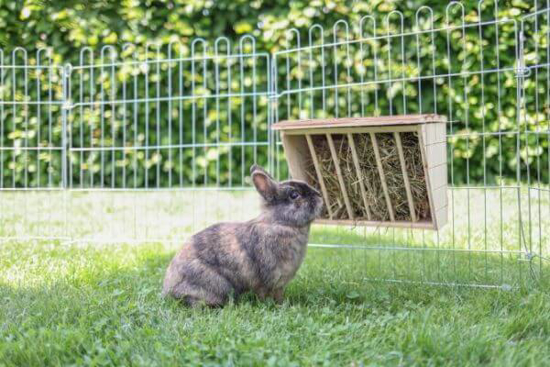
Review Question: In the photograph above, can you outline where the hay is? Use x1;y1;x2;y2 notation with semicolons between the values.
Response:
401;132;431;220
305;135;351;219
374;133;411;221
305;131;430;223
353;133;391;221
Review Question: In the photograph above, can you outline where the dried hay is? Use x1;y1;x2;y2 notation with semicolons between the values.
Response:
401;132;431;220
305;131;430;223
352;133;391;221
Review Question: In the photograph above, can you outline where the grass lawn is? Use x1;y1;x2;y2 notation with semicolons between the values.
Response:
0;188;549;365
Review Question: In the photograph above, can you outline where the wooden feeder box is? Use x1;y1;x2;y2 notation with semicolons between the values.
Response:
272;114;448;230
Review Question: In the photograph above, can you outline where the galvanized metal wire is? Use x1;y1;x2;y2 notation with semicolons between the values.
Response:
0;1;548;288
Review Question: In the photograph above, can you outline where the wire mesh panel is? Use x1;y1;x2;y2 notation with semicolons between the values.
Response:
0;38;271;242
0;2;548;287
519;3;550;284
0;49;67;240
0;49;65;189
63;40;270;242
68;41;270;189
271;2;543;287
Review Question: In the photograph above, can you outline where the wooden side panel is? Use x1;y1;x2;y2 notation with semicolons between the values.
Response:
422;122;448;230
432;186;447;211
427;143;447;167
281;133;311;182
429;164;447;191
418;125;437;228
434;205;448;230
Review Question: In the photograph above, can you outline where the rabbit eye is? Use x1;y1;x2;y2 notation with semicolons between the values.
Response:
289;191;300;200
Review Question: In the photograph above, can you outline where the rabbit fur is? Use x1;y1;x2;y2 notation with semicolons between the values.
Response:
162;164;324;307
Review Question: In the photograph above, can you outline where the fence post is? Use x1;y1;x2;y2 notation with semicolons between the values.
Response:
515;26;535;271
267;56;274;176
61;63;72;189
268;55;278;178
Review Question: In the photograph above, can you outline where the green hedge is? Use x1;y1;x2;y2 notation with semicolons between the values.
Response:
0;0;546;188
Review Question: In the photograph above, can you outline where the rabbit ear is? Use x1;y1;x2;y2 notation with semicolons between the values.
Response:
250;164;273;179
252;171;278;202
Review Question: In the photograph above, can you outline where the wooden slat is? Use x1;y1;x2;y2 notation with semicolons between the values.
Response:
347;133;372;220
305;134;334;219
326;134;354;220
281;125;419;136
369;132;395;222
393;132;417;222
272;114;447;131
418;125;437;228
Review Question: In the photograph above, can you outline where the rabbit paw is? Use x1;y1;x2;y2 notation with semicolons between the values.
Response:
256;288;284;304
271;288;284;304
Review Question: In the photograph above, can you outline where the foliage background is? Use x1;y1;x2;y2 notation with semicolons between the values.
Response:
0;0;546;188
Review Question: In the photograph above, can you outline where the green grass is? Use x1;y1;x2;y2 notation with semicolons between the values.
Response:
0;240;549;366
0;188;550;365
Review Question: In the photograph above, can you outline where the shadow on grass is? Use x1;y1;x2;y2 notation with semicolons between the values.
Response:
1;240;547;318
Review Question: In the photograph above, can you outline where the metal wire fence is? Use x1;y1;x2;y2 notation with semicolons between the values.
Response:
0;1;549;288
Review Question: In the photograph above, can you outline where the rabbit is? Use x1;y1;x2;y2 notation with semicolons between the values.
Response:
162;164;324;307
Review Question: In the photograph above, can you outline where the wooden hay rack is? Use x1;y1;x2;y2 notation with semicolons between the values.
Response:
272;114;448;230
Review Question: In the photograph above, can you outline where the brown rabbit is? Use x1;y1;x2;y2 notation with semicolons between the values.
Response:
162;164;324;307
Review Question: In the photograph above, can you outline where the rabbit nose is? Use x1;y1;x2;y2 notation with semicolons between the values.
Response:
316;195;324;206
